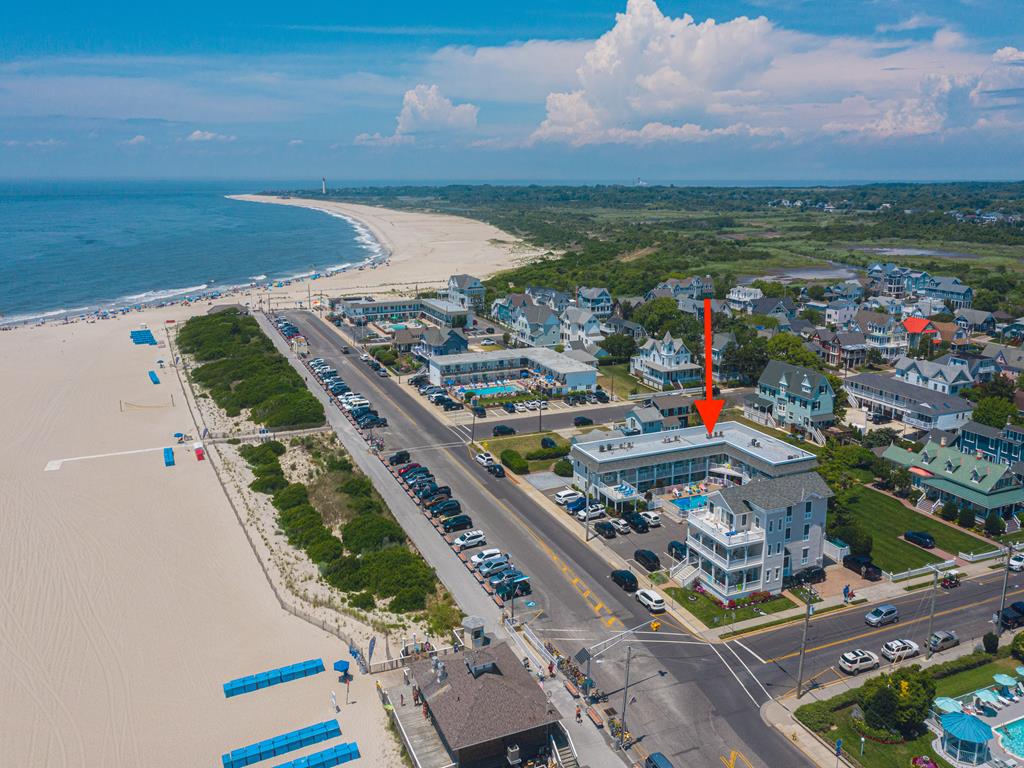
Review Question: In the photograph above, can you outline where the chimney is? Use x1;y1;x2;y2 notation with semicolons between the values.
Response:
940;435;947;447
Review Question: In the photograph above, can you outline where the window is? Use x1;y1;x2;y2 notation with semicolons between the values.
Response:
754;516;761;529
803;524;810;541
774;568;781;581
768;519;774;533
805;501;813;517
801;547;809;565
740;514;747;527
785;506;793;522
785;527;791;542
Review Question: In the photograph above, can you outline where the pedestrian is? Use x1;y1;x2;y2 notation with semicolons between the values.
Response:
575;705;582;724
422;702;428;719
400;692;404;707
548;661;555;678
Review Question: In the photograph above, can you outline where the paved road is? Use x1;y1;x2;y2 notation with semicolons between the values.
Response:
287;311;813;768
733;567;1021;699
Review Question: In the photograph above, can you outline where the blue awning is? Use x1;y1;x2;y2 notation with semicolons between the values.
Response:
940;712;993;743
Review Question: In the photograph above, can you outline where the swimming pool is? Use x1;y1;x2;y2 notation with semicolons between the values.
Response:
468;384;519;396
998;716;1024;757
672;495;707;512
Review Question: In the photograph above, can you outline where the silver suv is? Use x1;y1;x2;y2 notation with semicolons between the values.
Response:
864;604;900;627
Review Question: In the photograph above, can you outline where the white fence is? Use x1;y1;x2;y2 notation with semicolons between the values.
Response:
958;548;1005;563
883;559;957;582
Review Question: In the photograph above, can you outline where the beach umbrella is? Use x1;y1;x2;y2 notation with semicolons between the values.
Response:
994;673;1018;687
975;689;1000;708
1016;666;1024;678
333;660;350;674
934;697;962;713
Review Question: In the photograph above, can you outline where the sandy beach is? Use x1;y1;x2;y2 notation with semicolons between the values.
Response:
0;199;535;766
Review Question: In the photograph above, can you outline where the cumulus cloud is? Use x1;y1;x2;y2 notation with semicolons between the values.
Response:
185;129;235;142
356;84;478;146
530;0;1021;146
122;134;148;145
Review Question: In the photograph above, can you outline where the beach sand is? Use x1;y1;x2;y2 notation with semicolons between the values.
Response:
0;200;531;766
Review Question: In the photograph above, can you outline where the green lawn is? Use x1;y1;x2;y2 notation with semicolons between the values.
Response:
665;586;795;627
829;710;949;768
596;363;655;398
477;432;570;473
933;653;1020;698
845;487;989;572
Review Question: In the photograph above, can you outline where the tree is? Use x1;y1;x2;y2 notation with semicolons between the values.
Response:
940;501;959;522
860;667;935;737
973;396;1017;428
750;279;788;298
958;506;976;528
801;308;823;325
892;468;913;498
600;333;637;360
633;296;685;338
983;631;999;654
862;427;900;449
1013;631;1024;661
807;284;826;301
986;510;1006;536
864;683;899;732
866;348;884;367
766;333;823;370
502;331;511;346
722;337;769;383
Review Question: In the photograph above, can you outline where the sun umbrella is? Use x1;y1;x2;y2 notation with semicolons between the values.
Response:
994;674;1018;687
974;689;1000;707
940;711;993;743
333;660;350;674
1015;666;1024;677
934;697;963;713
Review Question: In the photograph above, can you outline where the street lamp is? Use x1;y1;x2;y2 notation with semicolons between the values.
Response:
795;584;818;698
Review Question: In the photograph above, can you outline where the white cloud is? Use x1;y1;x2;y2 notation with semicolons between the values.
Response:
27;138;65;148
185;129;235;142
122;134;148;145
287;138;303;146
356;84;477;146
530;0;1019;146
875;14;944;34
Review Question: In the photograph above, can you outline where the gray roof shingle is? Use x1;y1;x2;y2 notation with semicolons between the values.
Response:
714;472;832;512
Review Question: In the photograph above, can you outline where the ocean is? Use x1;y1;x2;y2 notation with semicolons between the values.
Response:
0;181;383;324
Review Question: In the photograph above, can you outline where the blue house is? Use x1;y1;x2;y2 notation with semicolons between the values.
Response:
576;287;613;317
413;327;469;360
743;360;835;442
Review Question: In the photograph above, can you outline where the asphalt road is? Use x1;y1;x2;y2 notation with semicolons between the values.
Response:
287;311;813;768
733;566;1022;699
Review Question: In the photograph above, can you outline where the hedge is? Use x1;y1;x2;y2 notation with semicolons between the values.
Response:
553;459;573;477
501;449;530;475
524;445;570;460
342;515;407;554
272;483;310;511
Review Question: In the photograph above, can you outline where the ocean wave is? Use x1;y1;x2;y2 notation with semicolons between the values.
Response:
248;274;267;281
121;284;209;303
304;206;390;260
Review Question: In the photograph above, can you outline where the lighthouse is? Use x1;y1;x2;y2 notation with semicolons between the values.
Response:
322;177;327;195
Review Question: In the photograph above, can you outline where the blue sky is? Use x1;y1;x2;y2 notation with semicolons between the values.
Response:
2;0;1023;182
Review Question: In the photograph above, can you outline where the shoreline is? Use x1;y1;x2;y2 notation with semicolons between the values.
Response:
2;195;540;329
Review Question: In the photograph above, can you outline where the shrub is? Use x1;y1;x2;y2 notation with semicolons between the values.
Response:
340;475;374;498
250;474;288;494
349;591;376;611
985;511;1006;536
1013;632;1024;661
983;631;999;654
940;502;959;522
251;462;285;479
264;440;287;456
307;536;344;564
553;459;573;477
525;444;570;460
342;515;407;554
958;506;977;528
863;684;899;732
272;483;309;511
390;586;429;612
326;454;353;472
500;449;530;475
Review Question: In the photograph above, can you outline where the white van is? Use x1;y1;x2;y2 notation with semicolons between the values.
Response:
554;489;584;506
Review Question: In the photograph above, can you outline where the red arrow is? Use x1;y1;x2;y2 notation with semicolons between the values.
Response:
694;298;725;434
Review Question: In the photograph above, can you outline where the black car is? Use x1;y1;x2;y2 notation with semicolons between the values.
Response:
492;425;516;437
486;463;506;478
594;390;609;403
502;403;517;414
442;514;473;533
904;530;936;549
623;512;649;533
593;521;616;539
843;554;883;581
472;405;486;418
667;540;687;561
634;549;661;572
792;565;827;585
443;402;464;411
495;578;531;600
1001;606;1024;629
611;569;638;592
431;499;463;517
541;437;557;449
388;450;410;465
573;416;594;427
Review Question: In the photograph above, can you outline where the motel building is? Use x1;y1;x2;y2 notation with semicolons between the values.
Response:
569;422;831;599
427;347;598;396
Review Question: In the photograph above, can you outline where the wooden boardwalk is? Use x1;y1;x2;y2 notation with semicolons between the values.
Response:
386;684;455;768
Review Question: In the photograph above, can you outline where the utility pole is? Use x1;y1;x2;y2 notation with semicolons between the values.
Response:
795;586;815;698
926;566;939;654
998;545;1015;635
619;645;633;749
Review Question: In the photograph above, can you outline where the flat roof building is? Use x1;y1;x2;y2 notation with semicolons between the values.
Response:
427;347;597;394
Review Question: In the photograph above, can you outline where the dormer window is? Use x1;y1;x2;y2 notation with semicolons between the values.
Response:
922;450;931;463
945;459;955;473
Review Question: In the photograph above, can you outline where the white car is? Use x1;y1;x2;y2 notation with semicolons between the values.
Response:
343;398;370;411
576;504;606;521
640;511;662;528
480;339;496;346
515;402;528;413
538;400;548;410
525;401;538;410
554;489;584;506
636;589;666;613
470;548;503;565
838;649;880;675
453;530;486;551
475;452;495;467
359;353;370;361
609;519;631;535
1010;554;1024;572
880;639;920;662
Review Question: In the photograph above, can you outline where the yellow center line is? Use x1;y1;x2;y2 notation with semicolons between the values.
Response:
765;586;1024;664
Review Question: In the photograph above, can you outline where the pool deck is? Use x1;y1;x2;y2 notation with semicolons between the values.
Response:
933;686;1024;766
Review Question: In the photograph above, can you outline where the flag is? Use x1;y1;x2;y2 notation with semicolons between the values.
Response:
368;636;377;665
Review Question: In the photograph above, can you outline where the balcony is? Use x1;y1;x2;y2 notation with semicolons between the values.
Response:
688;537;763;572
688;512;765;547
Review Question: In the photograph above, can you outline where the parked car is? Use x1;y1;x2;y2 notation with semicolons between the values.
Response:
495;577;531;600
636;588;666;613
594;521;616;539
453;530;486;551
486;463;506;478
469;548;503;566
472;405;486;418
928;630;960;653
839;649;880;675
554;489;584;506
864;604;900;627
609;518;631;535
442;515;473;533
502;403;516;414
541;437;557;449
443;402;463;411
904;530;936;549
431;499;462;517
611;569;638;592
791;565;827;585
880;639;920;661
1010;554;1024;572
576;504;606;521
624;512;650;534
398;463;422;475
566;496;587;514
843;554;882;581
634;549;661;572
388;450;410;465
474;452;495;467
1000;606;1024;629
644;754;675;768
594;390;609;403
489;568;524;587
478;558;512;578
492;425;517;437
667;540;687;561
423;494;452;510
640;510;661;528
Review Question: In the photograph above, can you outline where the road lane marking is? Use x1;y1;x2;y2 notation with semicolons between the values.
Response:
707;642;759;707
763;586;1024;663
731;640;767;665
721;750;756;768
724;643;772;701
